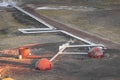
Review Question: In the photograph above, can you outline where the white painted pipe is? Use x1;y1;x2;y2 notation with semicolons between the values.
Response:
11;4;55;29
60;52;88;55
18;29;95;45
61;30;95;45
18;28;54;31
64;44;104;48
10;4;96;45
19;30;61;34
49;52;61;62
9;4;103;46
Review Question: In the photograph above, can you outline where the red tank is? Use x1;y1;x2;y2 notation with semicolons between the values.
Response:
35;58;53;70
88;47;104;58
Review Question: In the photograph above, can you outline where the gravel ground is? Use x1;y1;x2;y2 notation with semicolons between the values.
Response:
35;5;120;44
0;49;120;80
0;2;120;80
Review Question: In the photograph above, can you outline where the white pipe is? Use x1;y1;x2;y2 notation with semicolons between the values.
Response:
10;4;95;45
18;29;95;45
11;4;55;29
9;3;102;45
50;46;66;62
18;28;54;31
61;30;95;45
19;30;61;34
60;52;88;55
49;52;61;62
64;44;104;48
3;3;105;62
49;44;104;61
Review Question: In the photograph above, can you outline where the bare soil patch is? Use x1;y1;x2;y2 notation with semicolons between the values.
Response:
35;5;120;44
0;2;120;80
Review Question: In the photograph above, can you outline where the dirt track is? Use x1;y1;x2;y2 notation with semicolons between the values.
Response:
24;7;120;50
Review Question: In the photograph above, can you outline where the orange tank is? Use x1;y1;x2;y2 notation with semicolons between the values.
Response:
36;58;53;70
19;48;31;59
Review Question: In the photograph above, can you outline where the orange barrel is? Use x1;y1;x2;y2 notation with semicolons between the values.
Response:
19;48;31;59
35;58;53;70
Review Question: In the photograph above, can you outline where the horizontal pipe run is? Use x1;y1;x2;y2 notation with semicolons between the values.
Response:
9;4;104;46
64;44;105;48
18;28;54;31
11;4;96;45
60;52;88;55
4;3;105;62
19;30;61;34
50;52;88;62
19;29;95;45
